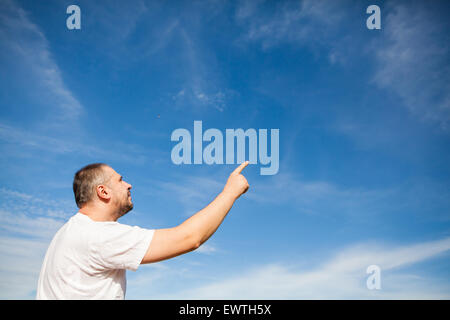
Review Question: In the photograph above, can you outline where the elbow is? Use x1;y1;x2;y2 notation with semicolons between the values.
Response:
191;236;202;251
188;233;202;251
193;241;201;251
179;224;202;252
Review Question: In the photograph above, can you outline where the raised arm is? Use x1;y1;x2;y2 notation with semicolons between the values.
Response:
141;161;250;264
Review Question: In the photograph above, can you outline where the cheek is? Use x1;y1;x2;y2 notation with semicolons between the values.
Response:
112;189;124;202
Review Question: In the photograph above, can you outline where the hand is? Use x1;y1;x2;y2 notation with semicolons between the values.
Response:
222;161;250;200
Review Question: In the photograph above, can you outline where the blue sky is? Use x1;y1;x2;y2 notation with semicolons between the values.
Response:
1;0;450;299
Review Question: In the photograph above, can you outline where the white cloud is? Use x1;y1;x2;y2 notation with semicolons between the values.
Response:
155;175;225;216
156;237;450;299
0;236;50;299
86;0;149;43
0;210;64;239
143;19;180;57
0;1;163;167
235;0;450;130
0;123;79;155
171;28;233;112
1;185;448;299
149;165;450;224
245;172;397;218
0;122;158;164
235;0;345;50
172;87;229;112
0;188;71;237
0;188;71;299
242;167;450;223
195;244;218;255
0;0;83;122
372;2;450;129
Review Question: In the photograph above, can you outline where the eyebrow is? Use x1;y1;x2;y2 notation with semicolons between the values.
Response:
119;175;123;181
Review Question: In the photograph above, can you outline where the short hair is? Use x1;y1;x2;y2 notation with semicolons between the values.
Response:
73;163;110;208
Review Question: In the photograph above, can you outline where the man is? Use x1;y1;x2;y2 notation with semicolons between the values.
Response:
36;162;249;299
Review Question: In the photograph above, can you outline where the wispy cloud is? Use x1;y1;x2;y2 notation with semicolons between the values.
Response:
156;237;450;299
0;236;51;299
371;2;450;130
0;0;83;122
0;123;159;165
245;169;450;223
172;87;230;112
235;0;345;50
86;0;149;44
0;188;71;299
148;165;450;223
195;243;218;255
152;174;225;217
0;209;65;239
235;0;450;130
170;28;235;112
245;172;396;218
0;123;80;155
0;187;72;235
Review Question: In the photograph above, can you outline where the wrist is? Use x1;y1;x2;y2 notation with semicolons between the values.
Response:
220;189;238;202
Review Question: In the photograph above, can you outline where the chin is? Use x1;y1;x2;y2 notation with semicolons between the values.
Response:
118;203;133;217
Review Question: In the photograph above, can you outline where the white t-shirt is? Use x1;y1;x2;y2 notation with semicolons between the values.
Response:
36;212;154;300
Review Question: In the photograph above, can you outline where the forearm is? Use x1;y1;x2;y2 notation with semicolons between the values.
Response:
179;191;237;247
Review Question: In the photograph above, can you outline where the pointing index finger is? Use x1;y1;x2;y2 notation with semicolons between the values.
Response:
233;161;249;175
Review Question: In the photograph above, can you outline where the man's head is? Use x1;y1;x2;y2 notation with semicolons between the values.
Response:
73;163;133;217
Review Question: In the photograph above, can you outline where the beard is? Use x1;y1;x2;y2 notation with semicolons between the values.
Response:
115;192;133;217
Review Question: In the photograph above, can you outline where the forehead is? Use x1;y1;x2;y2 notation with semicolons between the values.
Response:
103;166;120;179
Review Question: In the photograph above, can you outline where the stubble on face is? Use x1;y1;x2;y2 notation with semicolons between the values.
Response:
104;166;134;218
117;190;133;217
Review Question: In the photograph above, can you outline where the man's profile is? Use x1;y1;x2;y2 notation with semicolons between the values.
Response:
36;162;249;299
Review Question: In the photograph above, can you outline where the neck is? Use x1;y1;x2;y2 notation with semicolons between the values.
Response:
79;204;118;222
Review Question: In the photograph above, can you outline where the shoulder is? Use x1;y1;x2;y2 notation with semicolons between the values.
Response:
91;220;153;246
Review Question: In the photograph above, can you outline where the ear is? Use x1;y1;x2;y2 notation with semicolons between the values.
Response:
96;184;111;201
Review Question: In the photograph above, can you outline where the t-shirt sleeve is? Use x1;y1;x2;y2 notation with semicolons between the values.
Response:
90;223;155;271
